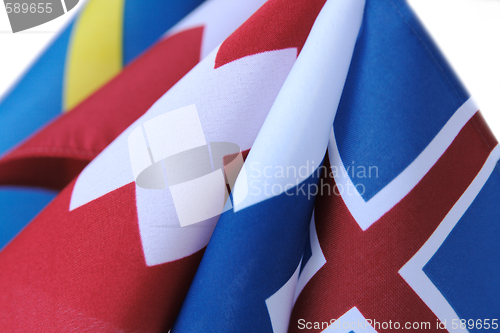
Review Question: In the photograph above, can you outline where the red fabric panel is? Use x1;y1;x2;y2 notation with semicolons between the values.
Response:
0;157;88;190
472;111;498;149
0;27;204;190
0;181;204;331
214;0;326;69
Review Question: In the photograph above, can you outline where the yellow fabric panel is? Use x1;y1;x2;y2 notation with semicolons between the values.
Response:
64;0;124;111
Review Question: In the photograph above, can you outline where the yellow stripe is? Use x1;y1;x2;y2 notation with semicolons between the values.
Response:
64;0;124;111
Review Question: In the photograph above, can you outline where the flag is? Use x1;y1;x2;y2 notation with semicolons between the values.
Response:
0;0;268;250
0;0;205;247
0;0;267;191
0;0;319;330
288;0;500;332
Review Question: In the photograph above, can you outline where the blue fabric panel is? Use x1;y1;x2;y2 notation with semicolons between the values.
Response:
300;228;312;274
334;0;469;201
0;21;73;156
122;0;205;64
172;171;321;332
424;161;500;330
0;187;57;250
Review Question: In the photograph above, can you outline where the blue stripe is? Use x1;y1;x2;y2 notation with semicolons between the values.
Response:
122;0;205;64
0;187;57;250
172;170;321;332
0;22;71;249
0;20;74;156
424;161;500;329
334;0;469;201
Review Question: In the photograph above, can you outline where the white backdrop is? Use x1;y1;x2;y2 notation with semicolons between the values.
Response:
0;0;499;136
0;0;85;95
408;0;500;137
